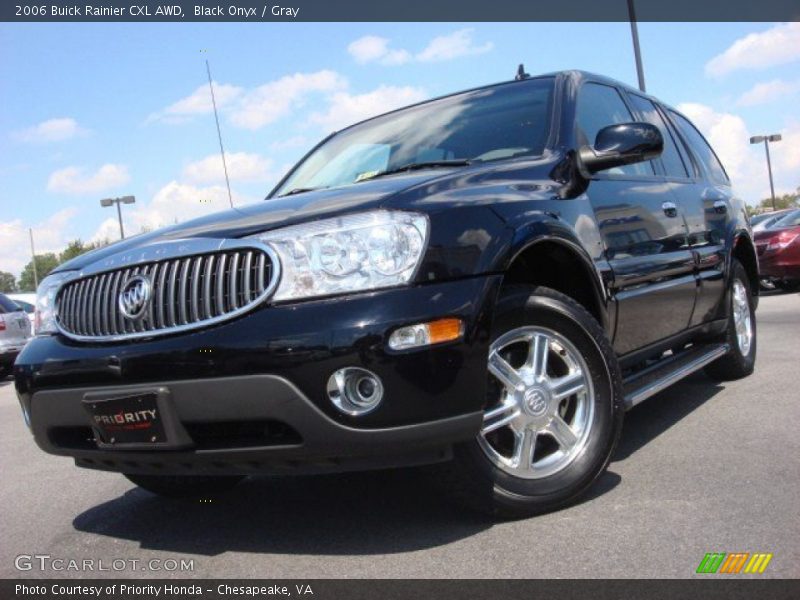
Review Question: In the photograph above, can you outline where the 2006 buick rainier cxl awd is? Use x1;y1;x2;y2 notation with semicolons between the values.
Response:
15;70;758;517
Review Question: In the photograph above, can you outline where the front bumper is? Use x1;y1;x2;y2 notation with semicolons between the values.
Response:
24;374;482;475
15;275;501;474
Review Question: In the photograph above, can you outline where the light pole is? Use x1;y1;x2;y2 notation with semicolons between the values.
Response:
28;228;38;290
627;0;646;92
749;134;782;211
100;195;135;239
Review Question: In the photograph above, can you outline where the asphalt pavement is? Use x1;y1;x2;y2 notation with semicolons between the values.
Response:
1;291;798;579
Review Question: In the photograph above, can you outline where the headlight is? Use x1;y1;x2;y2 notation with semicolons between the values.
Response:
249;210;428;301
35;271;74;334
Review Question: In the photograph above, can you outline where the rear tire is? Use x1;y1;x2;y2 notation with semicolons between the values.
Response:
441;285;624;518
124;474;244;498
0;365;10;379
704;260;757;381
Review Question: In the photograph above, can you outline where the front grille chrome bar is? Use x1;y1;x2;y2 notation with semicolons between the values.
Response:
54;238;280;342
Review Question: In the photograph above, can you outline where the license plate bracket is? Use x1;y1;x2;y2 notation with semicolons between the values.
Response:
82;387;192;450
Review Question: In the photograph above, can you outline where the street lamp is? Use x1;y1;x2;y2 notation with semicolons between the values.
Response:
749;134;782;211
100;195;135;239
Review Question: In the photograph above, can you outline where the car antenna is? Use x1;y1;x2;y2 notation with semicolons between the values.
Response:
205;59;235;209
515;64;530;80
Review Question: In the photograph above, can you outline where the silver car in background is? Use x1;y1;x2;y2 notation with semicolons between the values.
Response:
7;292;37;331
0;293;31;379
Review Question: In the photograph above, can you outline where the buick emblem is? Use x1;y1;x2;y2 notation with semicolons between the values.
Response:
119;275;151;320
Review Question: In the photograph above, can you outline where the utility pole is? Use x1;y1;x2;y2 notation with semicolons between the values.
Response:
627;0;646;93
28;228;38;289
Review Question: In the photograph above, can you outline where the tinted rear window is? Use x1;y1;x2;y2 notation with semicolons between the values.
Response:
669;110;729;185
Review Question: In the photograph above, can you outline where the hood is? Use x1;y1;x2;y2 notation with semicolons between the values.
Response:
55;155;560;274
55;170;459;273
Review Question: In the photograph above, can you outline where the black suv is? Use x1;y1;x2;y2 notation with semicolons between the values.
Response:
14;71;758;516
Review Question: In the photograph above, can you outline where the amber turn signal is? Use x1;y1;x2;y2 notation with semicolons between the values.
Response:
388;318;464;350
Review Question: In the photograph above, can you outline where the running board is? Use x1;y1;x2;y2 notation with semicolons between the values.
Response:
622;343;729;410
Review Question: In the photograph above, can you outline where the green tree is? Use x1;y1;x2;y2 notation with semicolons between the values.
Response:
18;253;59;292
0;271;16;293
59;238;105;263
758;192;799;211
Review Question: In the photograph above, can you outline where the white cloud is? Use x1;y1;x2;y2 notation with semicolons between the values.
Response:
14;117;87;143
737;79;800;107
309;85;427;132
677;102;799;203
348;29;493;66
0;208;78;277
705;22;800;77
147;81;244;124
347;35;411;66
182;152;274;184
416;28;493;62
150;72;345;129
229;70;346;130
774;122;800;175
47;164;130;195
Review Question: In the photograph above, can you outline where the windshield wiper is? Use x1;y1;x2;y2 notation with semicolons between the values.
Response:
278;186;326;197
359;159;473;182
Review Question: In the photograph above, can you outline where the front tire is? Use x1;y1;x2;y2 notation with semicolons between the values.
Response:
704;260;757;381
124;474;244;498
443;286;624;518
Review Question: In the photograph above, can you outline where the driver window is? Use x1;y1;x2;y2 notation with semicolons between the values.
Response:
576;83;654;177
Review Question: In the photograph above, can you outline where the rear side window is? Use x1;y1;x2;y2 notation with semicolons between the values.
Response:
0;294;21;314
628;95;688;178
669;111;729;185
576;83;654;177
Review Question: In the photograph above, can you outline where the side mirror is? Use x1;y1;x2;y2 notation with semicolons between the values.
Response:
578;122;663;176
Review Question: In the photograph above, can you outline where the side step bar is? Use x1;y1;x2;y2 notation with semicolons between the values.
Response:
622;343;729;410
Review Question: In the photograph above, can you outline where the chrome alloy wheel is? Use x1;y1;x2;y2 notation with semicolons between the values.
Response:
732;279;753;356
478;326;595;479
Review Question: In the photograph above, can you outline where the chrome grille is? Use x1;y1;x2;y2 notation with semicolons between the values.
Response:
56;246;277;341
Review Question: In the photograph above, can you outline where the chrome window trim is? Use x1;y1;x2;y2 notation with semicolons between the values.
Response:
53;238;281;343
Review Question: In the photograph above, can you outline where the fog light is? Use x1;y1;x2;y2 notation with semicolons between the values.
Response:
388;318;464;350
326;367;384;416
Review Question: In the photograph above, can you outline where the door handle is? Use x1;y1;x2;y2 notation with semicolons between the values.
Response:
713;199;728;214
661;201;678;217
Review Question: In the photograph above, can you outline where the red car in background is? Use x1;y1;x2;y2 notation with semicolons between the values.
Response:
754;208;800;292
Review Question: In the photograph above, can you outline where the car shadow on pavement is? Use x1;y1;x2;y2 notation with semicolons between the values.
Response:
73;464;622;556
73;466;496;556
613;371;724;461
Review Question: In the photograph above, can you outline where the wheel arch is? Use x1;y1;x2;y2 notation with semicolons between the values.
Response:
500;232;610;333
732;231;759;302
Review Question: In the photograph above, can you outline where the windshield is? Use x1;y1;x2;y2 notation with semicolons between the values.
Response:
272;77;554;196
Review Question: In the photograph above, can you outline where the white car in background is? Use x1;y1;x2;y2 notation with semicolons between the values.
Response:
7;293;36;331
0;293;32;379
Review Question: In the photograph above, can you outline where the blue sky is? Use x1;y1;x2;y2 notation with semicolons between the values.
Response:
1;21;799;276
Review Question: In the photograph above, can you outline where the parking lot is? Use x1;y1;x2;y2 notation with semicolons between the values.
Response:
1;291;797;579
